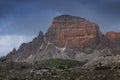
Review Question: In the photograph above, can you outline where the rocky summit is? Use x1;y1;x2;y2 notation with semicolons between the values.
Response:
46;15;102;49
5;15;120;66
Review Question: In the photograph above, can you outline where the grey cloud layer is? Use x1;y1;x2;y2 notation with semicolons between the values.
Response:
0;0;120;35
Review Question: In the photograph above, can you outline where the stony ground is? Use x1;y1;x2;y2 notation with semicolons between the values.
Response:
0;59;120;80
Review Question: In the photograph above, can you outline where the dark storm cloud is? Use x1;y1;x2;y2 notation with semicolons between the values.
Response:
0;0;120;35
0;0;79;35
77;0;120;16
1;0;120;18
0;0;35;17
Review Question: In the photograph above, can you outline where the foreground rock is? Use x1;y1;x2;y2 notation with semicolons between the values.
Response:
0;59;120;80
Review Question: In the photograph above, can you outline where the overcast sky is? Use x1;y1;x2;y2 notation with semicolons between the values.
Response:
0;0;120;56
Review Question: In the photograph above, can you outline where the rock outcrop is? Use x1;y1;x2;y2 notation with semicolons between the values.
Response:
45;15;103;49
105;31;120;43
98;31;120;54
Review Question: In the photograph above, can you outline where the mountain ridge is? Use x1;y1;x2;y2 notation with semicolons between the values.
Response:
5;15;120;64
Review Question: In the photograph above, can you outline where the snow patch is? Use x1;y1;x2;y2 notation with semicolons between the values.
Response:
27;55;33;61
44;37;46;42
44;41;52;50
15;58;18;62
40;44;43;49
15;55;21;62
55;46;66;51
48;41;52;45
61;47;66;51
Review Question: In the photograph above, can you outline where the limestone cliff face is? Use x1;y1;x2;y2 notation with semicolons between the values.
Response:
98;31;120;54
45;15;103;49
105;31;120;43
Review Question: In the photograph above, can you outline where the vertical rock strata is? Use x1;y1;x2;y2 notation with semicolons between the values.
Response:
45;15;103;49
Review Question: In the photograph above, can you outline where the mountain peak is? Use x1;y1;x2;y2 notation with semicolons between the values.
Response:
54;14;83;20
46;15;102;48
